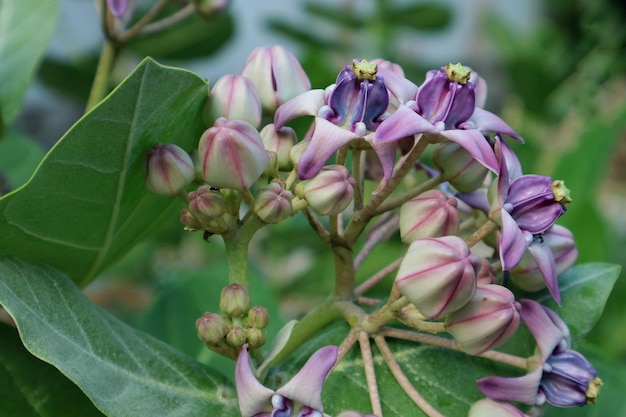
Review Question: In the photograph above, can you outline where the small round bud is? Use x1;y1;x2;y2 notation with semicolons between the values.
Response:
399;190;460;242
395;236;479;319
260;124;297;171
225;326;247;348
432;142;489;193
219;284;251;317
469;399;527;417
188;186;226;225
289;138;311;167
245;327;266;349
144;143;195;196
205;74;262;128
301;165;356;216
180;207;203;231
247;306;270;329
196;312;229;345
198;118;269;190
255;182;293;224
445;284;520;355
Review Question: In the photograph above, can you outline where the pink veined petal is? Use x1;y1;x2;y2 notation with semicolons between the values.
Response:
527;243;560;304
377;67;419;105
298;118;359;179
274;89;326;129
441;129;499;174
499;210;530;270
496;138;523;181
370;137;398;189
471;107;524;142
235;346;275;417
477;368;543;405
276;345;338;412
375;105;439;143
519;300;566;360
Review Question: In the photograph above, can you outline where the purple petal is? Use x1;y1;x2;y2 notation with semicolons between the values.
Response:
519;300;567;360
375;105;439;143
297;118;359;179
456;189;490;213
497;138;523;181
471;107;524;142
445;82;476;129
235;346;275;417
276;345;338;412
377;67;418;105
477;368;543;405
441;129;499;174
274;90;326;129
370;137;398;188
499;210;530;269
106;0;127;18
540;374;588;407
528;241;560;304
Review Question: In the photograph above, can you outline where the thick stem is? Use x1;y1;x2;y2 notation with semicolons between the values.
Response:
85;41;117;112
360;332;383;417
352;148;364;211
222;215;264;286
332;239;355;299
465;219;498;248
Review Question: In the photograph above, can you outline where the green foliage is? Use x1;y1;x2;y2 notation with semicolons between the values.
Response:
0;129;45;191
0;256;239;417
0;59;208;286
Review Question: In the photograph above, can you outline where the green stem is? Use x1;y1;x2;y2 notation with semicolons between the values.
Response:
332;238;355;299
222;215;264;286
117;0;170;43
85;40;117;112
465;219;498;248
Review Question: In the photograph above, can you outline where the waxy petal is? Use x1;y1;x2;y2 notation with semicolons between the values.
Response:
297;118;359;179
471;107;524;141
370;138;398;188
375;105;439;143
519;299;566;360
276;345;338;412
500;210;531;269
235;346;275;417
377;67;419;105
477;368;543;405
275;90;326;129
527;242;560;304
441;129;499;174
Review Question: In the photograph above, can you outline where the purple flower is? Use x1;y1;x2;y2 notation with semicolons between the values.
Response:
489;139;570;302
106;0;128;18
375;63;522;174
235;345;338;417
477;300;601;408
275;59;417;184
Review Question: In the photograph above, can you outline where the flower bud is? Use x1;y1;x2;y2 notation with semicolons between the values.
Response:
468;399;527;417
247;306;270;329
399;190;460;243
205;74;262;128
196;312;229;345
226;326;247;348
188;186;226;225
445;285;521;355
260;124;297;171
476;257;497;286
144;143;195;196
289;138;311;167
255;182;293;224
245;327;266;349
198;118;269;190
432;142;489;193
395;236;479;319
301;165;355;216
511;225;578;292
220;284;251;317
242;45;311;113
180;207;203;231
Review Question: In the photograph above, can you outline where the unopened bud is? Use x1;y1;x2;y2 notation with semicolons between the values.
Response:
255;182;293;224
260;124;297;171
247;306;270;329
180;207;203;231
476;257;496;286
226;326;247;348
245;327;266;349
301;165;355;216
144;143;195;196
289;138;311;166
399;190;460;242
395;236;479;319
220;284;251;317
445;285;520;355
188;186;226;225
469;399;527;417
205;74;262;128
432;142;489;193
196;312;229;345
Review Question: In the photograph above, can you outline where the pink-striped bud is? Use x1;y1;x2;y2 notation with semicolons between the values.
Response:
396;236;479;319
205;74;262;127
242;45;311;113
300;165;355;216
445;284;521;355
255;182;293;224
198;118;269;190
188;186;226;225
432;142;489;193
260;124;297;171
247;306;270;329
196;312;229;345
144;143;195;196
399;190;460;243
180;207;203;231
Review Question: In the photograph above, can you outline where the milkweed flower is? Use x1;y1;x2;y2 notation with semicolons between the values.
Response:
235;345;338;417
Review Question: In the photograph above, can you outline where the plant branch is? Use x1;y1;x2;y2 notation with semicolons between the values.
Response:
118;0;174;43
372;174;445;216
465;219;498;248
355;257;402;296
360;332;383;417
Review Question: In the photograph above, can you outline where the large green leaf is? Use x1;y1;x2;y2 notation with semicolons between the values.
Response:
0;58;208;286
0;0;58;124
0;256;238;417
0;323;106;417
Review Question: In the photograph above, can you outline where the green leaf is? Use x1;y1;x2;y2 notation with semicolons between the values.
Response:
0;256;239;417
0;58;208;286
0;129;45;190
0;323;106;417
0;0;59;124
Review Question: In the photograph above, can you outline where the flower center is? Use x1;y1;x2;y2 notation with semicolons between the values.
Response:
444;62;471;84
351;59;378;81
551;180;572;205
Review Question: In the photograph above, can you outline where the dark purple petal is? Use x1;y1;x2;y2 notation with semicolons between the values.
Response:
416;69;454;123
375;105;439;143
328;70;361;126
519;299;567;360
499;210;531;269
274;90;326;129
297;118;359;179
359;79;390;130
471;107;524;141
548;350;597;385
444;82;476;129
507;175;566;234
441;129;499;174
527;241;560;304
477;368;543;405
